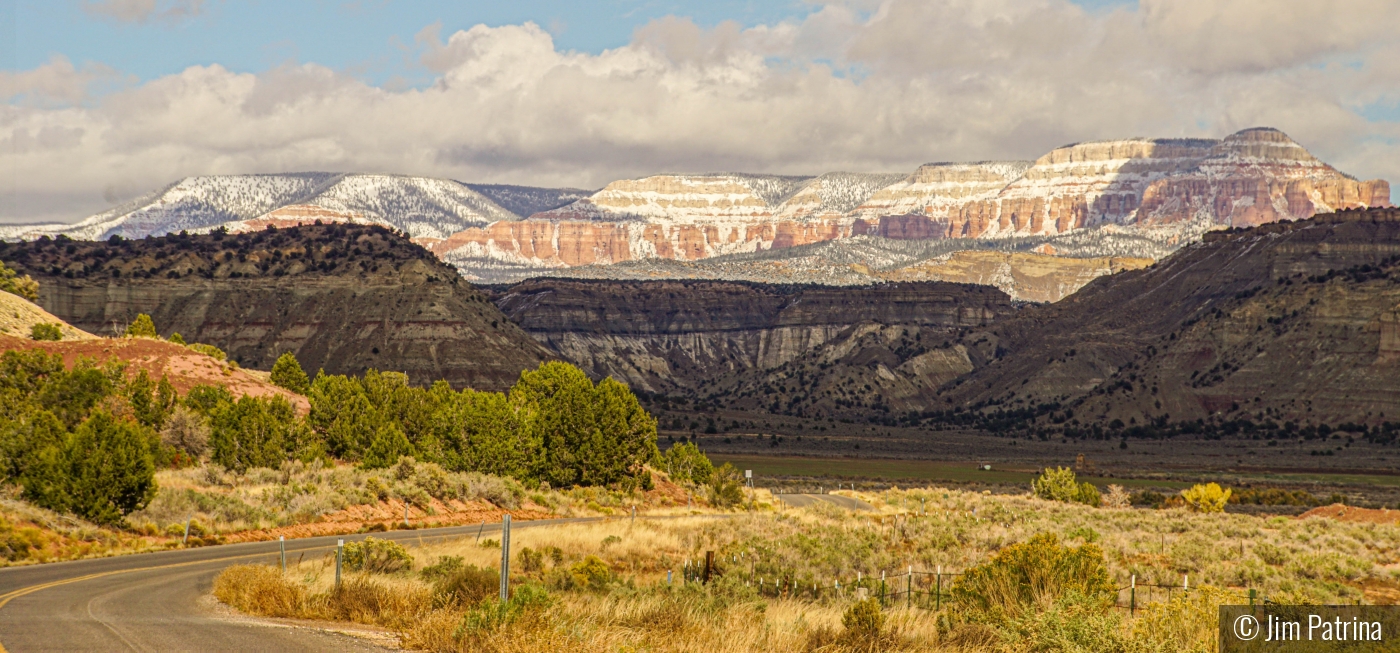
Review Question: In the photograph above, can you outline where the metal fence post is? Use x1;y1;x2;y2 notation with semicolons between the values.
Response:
935;566;942;611
499;514;511;602
667;569;672;585
279;535;286;573
335;539;343;589
907;567;912;608
1130;575;1135;617
182;519;190;545
704;551;714;584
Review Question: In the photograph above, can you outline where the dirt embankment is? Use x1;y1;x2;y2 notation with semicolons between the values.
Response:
0;334;308;412
1299;503;1400;525
221;497;556;544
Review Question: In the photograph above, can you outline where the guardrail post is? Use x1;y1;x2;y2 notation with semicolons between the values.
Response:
499;514;511;602
335;539;343;588
279;535;286;573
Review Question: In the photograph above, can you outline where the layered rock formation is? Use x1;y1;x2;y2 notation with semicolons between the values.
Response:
433;128;1387;282
874;250;1154;303
0;225;552;391
492;279;1013;394
937;207;1400;427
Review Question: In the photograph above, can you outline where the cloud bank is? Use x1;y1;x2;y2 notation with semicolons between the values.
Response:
4;0;1399;223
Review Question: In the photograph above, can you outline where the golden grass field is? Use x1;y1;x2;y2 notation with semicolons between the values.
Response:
214;485;1400;652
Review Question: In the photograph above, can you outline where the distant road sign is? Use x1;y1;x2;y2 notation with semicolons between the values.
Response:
745;469;752;478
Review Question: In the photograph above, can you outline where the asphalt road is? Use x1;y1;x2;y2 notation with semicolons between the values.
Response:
772;493;874;510
0;517;600;652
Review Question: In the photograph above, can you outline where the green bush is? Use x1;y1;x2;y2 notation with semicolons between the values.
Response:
419;555;465;583
431;564;499;607
361;424;414;470
342;536;413;574
168;332;186;345
0;261;39;302
125;314;157;338
29;323;62;341
708;462;745;508
457;583;550;633
269;352;310;394
188;343;226;361
953;533;1115;622
841;597;885;640
1032;467;1100;506
662;441;713;485
21;410;158;525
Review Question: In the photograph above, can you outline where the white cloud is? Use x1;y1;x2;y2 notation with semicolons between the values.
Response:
4;0;1398;223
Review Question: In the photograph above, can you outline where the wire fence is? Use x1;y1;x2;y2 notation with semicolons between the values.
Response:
673;556;1271;617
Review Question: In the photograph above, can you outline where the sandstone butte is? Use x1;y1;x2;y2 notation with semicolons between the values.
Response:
424;128;1390;273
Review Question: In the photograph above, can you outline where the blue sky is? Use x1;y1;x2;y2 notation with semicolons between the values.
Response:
5;1;828;87
5;1;1136;88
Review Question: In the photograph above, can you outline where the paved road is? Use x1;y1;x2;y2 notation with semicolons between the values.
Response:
773;493;874;510
0;517;600;652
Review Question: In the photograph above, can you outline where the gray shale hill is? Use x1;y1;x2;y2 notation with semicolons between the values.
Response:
492;279;1014;405
0;224;552;391
940;206;1400;430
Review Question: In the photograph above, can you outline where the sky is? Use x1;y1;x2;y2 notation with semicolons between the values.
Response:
2;0;1398;224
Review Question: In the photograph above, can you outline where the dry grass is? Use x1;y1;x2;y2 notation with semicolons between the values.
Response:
214;485;1400;652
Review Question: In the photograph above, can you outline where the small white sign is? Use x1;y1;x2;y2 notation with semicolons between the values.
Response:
745;469;752;478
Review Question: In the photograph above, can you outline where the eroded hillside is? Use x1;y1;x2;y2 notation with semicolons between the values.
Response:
1;224;552;390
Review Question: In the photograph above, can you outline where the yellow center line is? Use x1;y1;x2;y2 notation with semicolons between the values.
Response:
0;547;302;652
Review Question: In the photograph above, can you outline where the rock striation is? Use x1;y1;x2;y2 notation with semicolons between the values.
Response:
939;206;1400;427
491;278;1013;394
0;225;552;391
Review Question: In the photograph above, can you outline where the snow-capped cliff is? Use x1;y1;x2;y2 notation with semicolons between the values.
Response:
0;173;529;241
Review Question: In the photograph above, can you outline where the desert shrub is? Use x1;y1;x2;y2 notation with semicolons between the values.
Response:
1131;490;1168;508
419;555;465;582
953;533;1115;621
269;352;310;394
708;462;745;508
325;575;431;629
1231;487;1317;506
160;405;210;459
125;314;157;338
1181;483;1231;513
1031;467;1100;506
342;536;413;574
456;583;551;634
519;546;545;573
187;343;226;361
842;597;885;640
212;564;307;618
1130;585;1239;653
1102;484;1131;509
0;261;39;301
168;332;185;345
432;564;500;607
563;555;612;592
29;323;62;341
662;441;713;485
